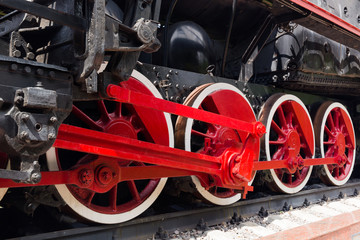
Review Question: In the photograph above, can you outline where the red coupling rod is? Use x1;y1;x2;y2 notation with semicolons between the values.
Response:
106;84;266;137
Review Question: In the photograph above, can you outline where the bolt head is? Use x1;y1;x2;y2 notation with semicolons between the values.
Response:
97;166;113;185
13;50;21;58
50;116;57;123
48;133;56;140
14;40;22;47
30;172;41;183
27;52;35;60
21;113;30;121
19;131;28;140
79;169;93;187
15;96;24;105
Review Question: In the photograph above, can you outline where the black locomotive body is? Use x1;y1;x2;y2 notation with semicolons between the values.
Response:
0;0;359;226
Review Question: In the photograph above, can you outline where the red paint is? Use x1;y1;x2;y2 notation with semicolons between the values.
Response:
0;82;350;200
322;107;355;181
268;100;314;188
289;0;360;38
107;84;265;137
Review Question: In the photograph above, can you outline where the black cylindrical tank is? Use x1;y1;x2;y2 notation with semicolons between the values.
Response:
160;0;269;39
167;21;216;74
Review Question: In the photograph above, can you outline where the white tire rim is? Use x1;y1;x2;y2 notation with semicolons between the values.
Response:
263;94;314;194
184;83;257;205
47;70;174;224
319;102;355;185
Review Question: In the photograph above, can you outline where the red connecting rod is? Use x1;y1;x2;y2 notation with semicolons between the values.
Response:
106;84;266;137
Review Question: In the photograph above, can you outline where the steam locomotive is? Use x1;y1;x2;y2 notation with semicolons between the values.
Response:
0;0;358;224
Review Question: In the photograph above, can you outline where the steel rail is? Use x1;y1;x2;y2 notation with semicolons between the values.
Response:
7;180;360;240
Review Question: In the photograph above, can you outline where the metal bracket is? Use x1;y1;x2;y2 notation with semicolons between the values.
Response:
77;0;105;91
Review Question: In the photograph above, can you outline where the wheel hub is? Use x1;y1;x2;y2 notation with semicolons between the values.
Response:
96;166;114;185
104;120;138;139
202;126;241;156
335;133;346;156
279;130;302;173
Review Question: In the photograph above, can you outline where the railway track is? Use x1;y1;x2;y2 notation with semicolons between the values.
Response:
5;179;360;240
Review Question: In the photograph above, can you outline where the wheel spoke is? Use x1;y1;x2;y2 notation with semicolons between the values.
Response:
334;167;340;178
115;102;122;117
327;113;335;131
191;129;213;139
109;185;118;211
85;191;95;206
98;101;111;123
272;147;285;161
287;174;293;184
334;111;340;130
127;181;141;202
344;155;351;165
324;126;334;137
271;120;285;136
340;166;346;176
269;140;286;145
286;112;294;129
276;105;287;128
295;169;301;179
345;144;352;149
277;171;284;181
72;105;103;131
325;146;335;156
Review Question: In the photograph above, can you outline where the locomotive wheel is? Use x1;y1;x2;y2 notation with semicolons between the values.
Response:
47;70;174;224
175;83;259;205
259;94;315;194
313;102;355;186
0;153;9;201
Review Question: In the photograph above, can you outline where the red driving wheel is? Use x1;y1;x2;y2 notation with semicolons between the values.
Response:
314;102;355;186
47;70;173;224
175;83;259;205
260;94;315;194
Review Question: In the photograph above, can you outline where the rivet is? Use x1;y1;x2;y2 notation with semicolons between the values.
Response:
10;64;18;71
24;66;31;73
36;69;44;76
49;71;55;79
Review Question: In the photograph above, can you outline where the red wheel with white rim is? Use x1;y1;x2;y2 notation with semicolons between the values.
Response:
0;152;9;201
314;102;355;186
47;70;174;224
175;83;259;205
259;94;315;194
